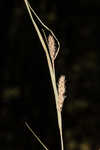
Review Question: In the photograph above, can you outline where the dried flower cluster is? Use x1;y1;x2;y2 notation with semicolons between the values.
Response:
58;75;66;112
48;35;56;63
48;34;66;112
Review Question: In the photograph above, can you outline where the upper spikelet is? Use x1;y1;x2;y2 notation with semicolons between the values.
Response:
48;35;55;62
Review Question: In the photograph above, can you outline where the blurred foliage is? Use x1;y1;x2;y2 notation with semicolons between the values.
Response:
0;0;100;150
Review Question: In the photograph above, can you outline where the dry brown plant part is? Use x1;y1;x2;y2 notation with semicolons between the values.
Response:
24;0;66;150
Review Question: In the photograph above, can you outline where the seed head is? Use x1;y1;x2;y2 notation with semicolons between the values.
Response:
48;35;55;62
58;75;66;112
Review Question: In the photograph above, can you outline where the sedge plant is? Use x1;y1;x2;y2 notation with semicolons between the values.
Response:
24;0;66;150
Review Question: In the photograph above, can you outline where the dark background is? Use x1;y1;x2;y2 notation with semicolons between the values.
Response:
0;0;100;150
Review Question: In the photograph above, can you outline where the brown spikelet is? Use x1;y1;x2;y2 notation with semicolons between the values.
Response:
58;75;66;112
48;35;55;62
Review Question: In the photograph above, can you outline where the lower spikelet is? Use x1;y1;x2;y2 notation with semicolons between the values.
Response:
58;75;66;112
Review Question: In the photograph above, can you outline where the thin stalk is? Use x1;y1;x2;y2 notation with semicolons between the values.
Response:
25;122;48;150
24;0;64;150
27;0;60;61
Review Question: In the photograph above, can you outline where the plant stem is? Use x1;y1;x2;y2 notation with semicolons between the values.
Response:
25;122;48;150
24;1;64;149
